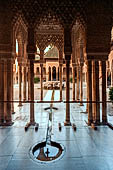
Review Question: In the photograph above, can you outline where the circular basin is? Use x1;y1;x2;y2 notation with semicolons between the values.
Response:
29;141;65;163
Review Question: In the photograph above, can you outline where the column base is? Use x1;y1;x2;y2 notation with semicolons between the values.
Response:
64;121;71;126
80;103;84;106
0;119;4;124
0;121;14;126
93;121;100;125
85;120;93;126
30;121;36;126
86;109;88;113
101;121;108;125
18;103;23;107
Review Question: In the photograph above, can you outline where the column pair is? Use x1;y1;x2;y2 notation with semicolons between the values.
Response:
87;60;100;125
87;59;107;125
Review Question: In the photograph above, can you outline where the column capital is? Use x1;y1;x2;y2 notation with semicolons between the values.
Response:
59;59;63;65
27;45;36;60
40;63;43;67
72;63;76;67
65;54;71;61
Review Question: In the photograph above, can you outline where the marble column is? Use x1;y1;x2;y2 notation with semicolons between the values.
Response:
59;64;63;101
86;70;88;113
4;60;7;122
72;64;76;101
40;50;44;100
92;61;96;121
11;62;14;113
85;71;87;83
94;61;100;123
76;65;80;100
101;60;107;123
56;67;59;81
6;60;13;124
64;57;71;125
28;62;30;100
111;61;113;87
80;64;84;106
23;66;27;101
18;64;22;106
87;60;93;125
40;63;43;101
29;60;35;124
0;60;4;123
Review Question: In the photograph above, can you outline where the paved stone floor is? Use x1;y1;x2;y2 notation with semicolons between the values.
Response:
1;84;113;170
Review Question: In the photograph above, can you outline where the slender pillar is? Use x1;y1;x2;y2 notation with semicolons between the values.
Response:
59;64;63;101
4;60;7;122
64;27;72;126
40;63;43;101
94;61;100;123
101;60;107;123
29;60;35;124
6;60;13;124
87;60;93;125
0;60;4;123
23;66;27;101
92;61;96;121
28;62;30;100
40;49;44;100
72;65;76;101
80;65;84;106
64;57;71;125
18;64;22;106
111;60;113;87
11;62;14;113
76;65;80;100
86;70;88;113
85;71;87;83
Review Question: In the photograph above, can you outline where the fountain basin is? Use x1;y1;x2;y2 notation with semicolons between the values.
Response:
29;141;65;163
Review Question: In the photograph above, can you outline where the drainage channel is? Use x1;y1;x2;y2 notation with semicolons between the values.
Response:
29;90;65;163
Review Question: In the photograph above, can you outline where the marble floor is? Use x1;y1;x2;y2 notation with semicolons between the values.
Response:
0;89;113;170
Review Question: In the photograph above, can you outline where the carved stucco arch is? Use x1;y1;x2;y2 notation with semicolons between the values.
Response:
36;34;64;59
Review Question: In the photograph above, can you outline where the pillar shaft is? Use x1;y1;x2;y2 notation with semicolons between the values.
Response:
86;70;88;112
40;64;43;101
59;64;62;101
11;63;14;113
23;67;27;101
30;60;35;124
0;60;4;123
6;60;12;123
4;60;7;121
72;66;75;101
111;67;113;87
76;65;79;100
87;60;93;125
64;58;71;125
101;61;107;123
80;65;83;106
28;62;30;100
92;61;96;121
95;61;100;123
18;65;22;106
